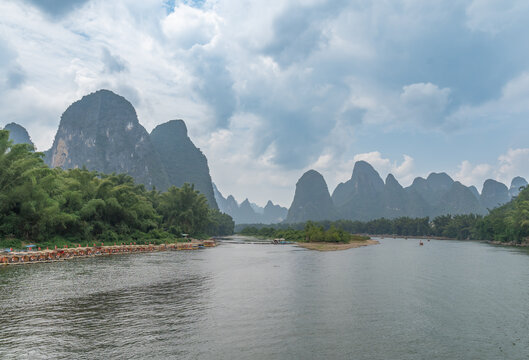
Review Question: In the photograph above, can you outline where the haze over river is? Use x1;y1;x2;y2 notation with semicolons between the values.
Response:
1;237;529;359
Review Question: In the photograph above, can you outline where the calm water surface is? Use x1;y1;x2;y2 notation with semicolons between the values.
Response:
1;238;529;359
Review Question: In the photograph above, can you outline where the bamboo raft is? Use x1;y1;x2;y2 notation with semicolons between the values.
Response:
0;239;216;266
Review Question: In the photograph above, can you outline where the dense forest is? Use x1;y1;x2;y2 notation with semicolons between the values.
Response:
0;130;234;248
240;187;529;244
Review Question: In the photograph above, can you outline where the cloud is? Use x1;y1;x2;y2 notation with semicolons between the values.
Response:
162;4;220;50
454;148;529;189
263;1;346;68
466;0;529;34
400;82;452;128
454;160;493;188
353;152;417;186
101;47;127;73
23;0;90;18
449;72;529;126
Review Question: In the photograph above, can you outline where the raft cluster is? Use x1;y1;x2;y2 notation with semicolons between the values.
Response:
0;240;216;265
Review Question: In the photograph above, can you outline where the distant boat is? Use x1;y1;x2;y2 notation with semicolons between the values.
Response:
419;241;424;246
272;238;293;245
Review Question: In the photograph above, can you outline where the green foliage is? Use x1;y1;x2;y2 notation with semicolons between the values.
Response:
0;130;233;248
240;221;366;243
474;185;529;243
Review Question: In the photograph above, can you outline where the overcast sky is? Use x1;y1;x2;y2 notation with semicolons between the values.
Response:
1;0;529;207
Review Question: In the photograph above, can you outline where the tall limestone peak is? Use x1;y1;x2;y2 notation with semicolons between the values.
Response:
3;123;34;149
426;172;454;190
150;119;217;208
385;173;403;189
509;176;528;198
45;89;169;189
332;161;384;221
286;170;336;223
383;173;408;218
351;160;385;192
408;172;455;207
480;179;510;210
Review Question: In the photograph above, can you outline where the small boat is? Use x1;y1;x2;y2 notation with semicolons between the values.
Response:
419;241;424;246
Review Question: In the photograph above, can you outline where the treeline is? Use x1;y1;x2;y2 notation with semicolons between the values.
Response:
240;221;370;243
0;130;233;247
238;216;475;239
239;190;529;244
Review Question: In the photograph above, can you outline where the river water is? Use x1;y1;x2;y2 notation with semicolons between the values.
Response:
1;237;529;359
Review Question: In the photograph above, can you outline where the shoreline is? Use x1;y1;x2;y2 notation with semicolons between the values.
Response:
0;240;216;266
296;239;380;251
486;240;529;247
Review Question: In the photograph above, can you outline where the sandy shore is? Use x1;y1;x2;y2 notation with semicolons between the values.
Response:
296;239;379;251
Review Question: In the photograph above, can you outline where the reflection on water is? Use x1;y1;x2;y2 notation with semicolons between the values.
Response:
1;239;529;359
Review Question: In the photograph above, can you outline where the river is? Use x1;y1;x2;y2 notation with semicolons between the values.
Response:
1;237;529;359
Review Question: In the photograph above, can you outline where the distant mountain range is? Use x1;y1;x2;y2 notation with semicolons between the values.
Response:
213;183;288;224
286;161;527;223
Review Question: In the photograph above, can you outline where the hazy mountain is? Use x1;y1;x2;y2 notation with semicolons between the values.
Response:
469;185;480;199
213;183;287;224
286;169;337;223
262;200;288;223
383;174;411;218
3;123;34;149
509;176;528;198
480;179;510;210
250;202;264;214
45;89;169;190
150;120;217;208
408;172;454;207
438;181;485;216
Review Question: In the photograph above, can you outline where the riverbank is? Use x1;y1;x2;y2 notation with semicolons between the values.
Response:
487;240;529;247
296;239;379;251
0;239;216;266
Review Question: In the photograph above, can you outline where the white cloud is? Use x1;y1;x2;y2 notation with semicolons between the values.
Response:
162;4;221;50
466;0;529;34
449;72;529;127
353;151;417;186
454;160;493;188
454;148;529;190
400;82;451;127
498;148;529;184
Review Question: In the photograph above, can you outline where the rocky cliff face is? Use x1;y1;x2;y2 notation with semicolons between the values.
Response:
45;90;169;190
408;172;454;207
509;176;528;198
286;170;337;223
332;161;385;221
3;123;34;149
480;179;510;210
150;120;217;208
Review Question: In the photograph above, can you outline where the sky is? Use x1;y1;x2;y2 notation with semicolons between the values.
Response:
1;0;529;207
